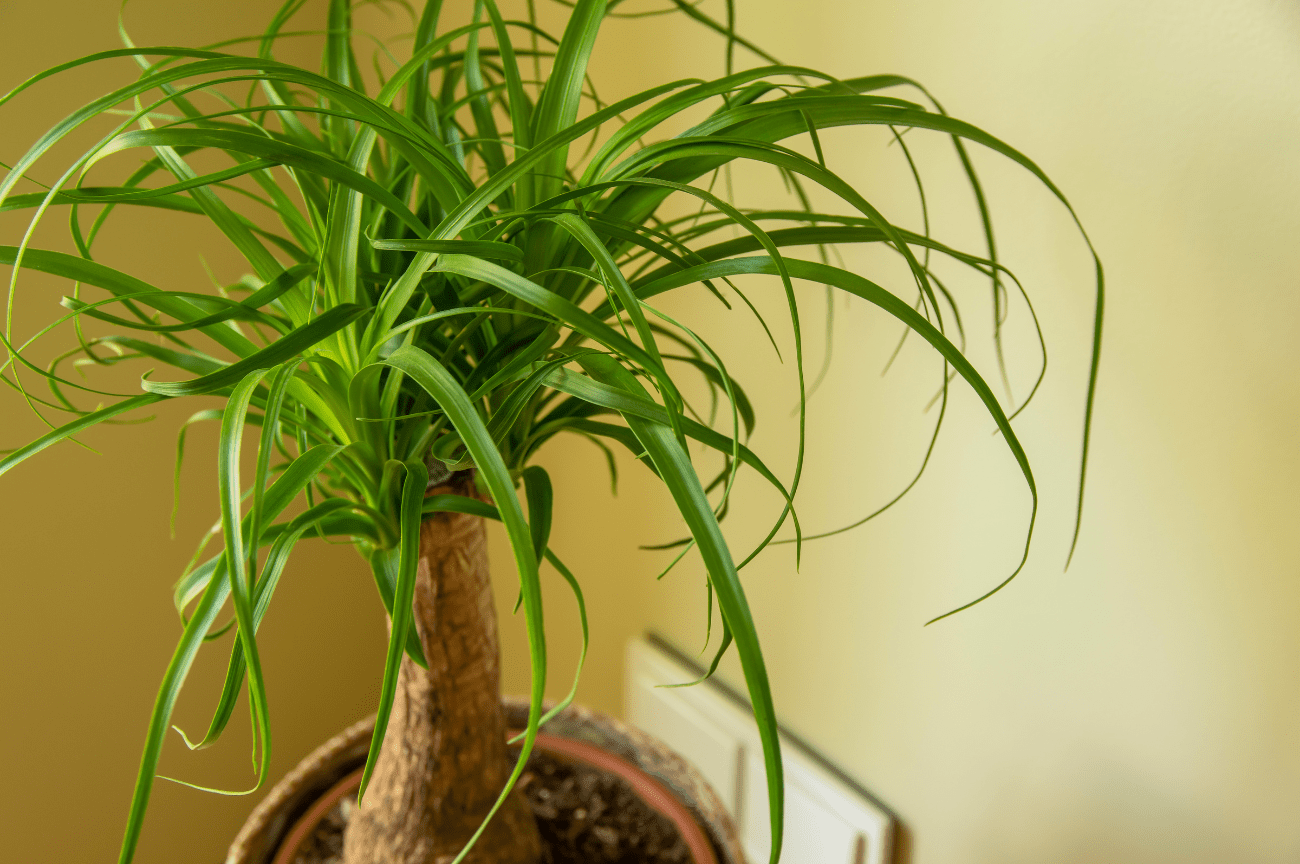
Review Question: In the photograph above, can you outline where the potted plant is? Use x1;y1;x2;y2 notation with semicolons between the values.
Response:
0;0;1102;862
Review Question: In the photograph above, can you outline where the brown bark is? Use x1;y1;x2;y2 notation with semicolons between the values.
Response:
342;475;541;864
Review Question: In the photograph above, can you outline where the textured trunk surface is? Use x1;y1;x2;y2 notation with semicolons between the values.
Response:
342;477;541;864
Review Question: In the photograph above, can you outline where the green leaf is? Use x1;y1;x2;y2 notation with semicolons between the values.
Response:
482;0;532;153
521;465;553;565
141;304;369;397
637;253;1040;619
367;544;430;670
366;79;687;340
0;245;258;358
117;555;232;864
370;238;523;261
171;442;349;613
216;369;274;796
529;0;606;203
430;255;664;378
579;352;784;864
249;364;297;561
96;129;426;234
548;212;667;372
182;498;356;751
358;457;428;801
543;367;797;542
62;263;313;334
0;394;166;478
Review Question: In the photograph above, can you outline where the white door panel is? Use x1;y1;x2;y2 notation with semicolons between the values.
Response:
625;637;897;864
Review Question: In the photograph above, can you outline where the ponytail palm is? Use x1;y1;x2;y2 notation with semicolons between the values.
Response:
0;1;1102;862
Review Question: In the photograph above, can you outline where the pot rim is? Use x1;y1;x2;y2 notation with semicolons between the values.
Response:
228;701;745;864
270;730;719;864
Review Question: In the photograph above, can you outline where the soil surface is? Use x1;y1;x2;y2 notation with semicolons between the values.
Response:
288;747;694;864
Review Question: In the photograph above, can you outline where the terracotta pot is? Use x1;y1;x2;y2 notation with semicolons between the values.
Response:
227;697;747;864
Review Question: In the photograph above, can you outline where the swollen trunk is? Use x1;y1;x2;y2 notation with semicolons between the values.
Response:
342;477;541;864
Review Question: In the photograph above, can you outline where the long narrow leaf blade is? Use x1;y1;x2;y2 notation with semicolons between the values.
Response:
358;457;428;801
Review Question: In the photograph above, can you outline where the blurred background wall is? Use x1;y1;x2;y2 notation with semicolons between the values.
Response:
2;2;1299;863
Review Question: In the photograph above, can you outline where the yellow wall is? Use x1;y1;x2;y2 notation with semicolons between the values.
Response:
3;2;1298;864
